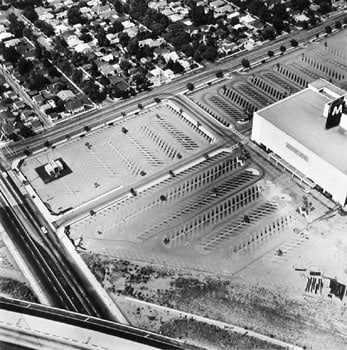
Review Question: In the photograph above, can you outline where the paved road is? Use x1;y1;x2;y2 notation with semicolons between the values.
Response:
0;65;51;127
3;14;346;158
0;297;193;350
0;171;114;319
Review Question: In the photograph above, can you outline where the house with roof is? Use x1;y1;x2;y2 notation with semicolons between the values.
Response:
65;98;84;114
33;94;45;105
148;0;168;10
163;69;175;81
161;8;174;17
40;103;52;113
31;118;44;133
46;82;65;95
240;14;256;25
0;104;8;114
55;10;68;20
74;42;92;54
109;75;129;92
294;14;310;24
0;110;12;123
57;89;75;101
162;51;180;63
4;38;21;47
66;35;82;48
168;13;185;22
100;54;114;62
98;62;116;77
1;119;15;139
13;100;26;110
20;109;35;121
210;0;225;10
121;20;136;29
148;67;171;86
124;27;138;38
214;4;233;17
178;59;190;71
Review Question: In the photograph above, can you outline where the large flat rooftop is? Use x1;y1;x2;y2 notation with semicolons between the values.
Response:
256;85;347;174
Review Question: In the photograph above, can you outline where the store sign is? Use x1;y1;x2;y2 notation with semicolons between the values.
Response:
326;97;345;129
286;142;309;161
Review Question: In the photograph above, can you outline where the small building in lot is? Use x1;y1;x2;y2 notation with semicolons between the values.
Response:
251;79;347;205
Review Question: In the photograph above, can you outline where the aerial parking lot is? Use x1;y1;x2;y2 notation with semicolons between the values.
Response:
68;146;294;272
190;29;347;129
19;103;215;213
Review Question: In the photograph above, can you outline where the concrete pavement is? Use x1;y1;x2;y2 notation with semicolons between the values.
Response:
5;14;346;157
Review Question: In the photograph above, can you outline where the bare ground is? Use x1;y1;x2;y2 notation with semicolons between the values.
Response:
82;252;347;350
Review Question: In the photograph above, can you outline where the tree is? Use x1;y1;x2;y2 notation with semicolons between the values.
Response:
71;69;83;84
17;57;33;75
34;20;55;37
81;79;106;103
302;21;309;30
272;18;284;34
216;70;223;78
189;4;215;26
111;21;124;33
230;17;239;26
3;47;20;64
335;21;342;30
119;59;132;72
271;3;288;21
8;13;25;38
23;26;34;39
97;33;110;47
166;59;184;74
290;39;299;47
262;27;276;41
280;45;286;53
23;7;38;22
118;32;130;47
127;38;139;56
241;58;250;69
80;32;93;43
186;82;195;91
67;6;87;25
267;50;274;58
291;0;310;12
325;25;332;34
319;2;332;15
193;50;203;63
202;46;218;62
30;73;49;90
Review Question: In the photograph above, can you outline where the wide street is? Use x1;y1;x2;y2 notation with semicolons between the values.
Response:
3;12;346;158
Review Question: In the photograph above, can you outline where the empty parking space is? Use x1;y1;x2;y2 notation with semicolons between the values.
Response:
20;103;213;213
69;149;269;253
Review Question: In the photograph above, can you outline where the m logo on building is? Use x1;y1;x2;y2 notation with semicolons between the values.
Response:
326;97;345;129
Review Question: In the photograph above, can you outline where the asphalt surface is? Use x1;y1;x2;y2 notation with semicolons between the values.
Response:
0;297;194;350
0;172;106;318
4;13;346;158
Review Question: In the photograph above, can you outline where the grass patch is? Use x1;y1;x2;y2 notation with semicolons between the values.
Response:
0;278;38;303
160;318;284;350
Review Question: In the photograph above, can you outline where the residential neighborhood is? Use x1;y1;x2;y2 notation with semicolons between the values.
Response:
1;0;347;349
0;0;344;142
